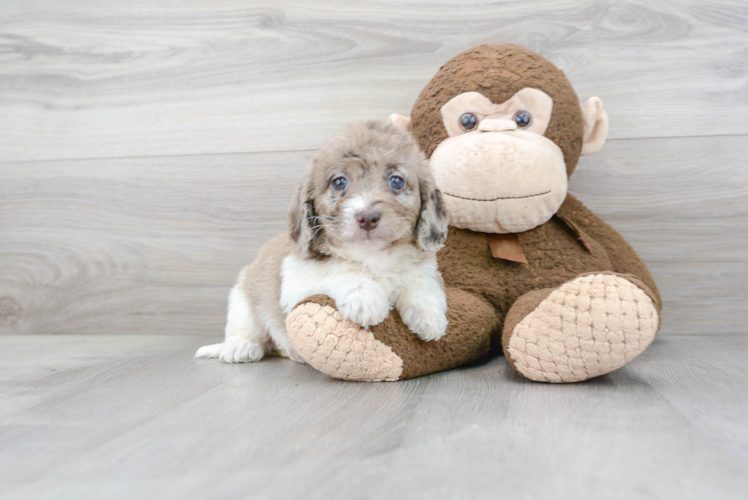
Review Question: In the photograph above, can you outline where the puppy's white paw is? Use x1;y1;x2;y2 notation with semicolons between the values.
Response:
197;338;264;363
337;282;390;328
401;304;448;342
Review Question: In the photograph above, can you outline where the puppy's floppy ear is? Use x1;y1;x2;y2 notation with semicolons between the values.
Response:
415;171;449;253
287;176;326;258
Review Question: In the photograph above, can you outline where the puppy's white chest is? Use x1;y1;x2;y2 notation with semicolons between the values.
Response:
279;249;423;315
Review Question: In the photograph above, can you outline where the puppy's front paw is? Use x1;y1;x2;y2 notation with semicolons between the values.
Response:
337;283;390;328
401;304;448;342
215;338;265;363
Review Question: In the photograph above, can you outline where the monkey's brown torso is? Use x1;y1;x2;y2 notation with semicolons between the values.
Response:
437;195;618;332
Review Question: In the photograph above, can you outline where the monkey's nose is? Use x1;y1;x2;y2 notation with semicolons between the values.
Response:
356;210;381;231
478;119;517;132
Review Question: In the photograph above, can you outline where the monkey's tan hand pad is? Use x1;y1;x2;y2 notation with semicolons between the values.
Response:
286;299;404;381
505;274;658;383
286;291;495;381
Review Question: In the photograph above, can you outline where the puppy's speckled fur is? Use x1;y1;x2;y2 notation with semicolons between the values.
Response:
195;120;450;364
288;119;448;259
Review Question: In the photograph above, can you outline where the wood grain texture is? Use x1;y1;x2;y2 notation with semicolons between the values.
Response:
1;334;747;499
0;1;745;337
1;135;745;336
0;151;308;336
1;0;747;161
1;4;745;498
570;135;748;335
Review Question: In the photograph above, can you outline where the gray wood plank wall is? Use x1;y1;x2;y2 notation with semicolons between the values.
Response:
1;1;746;336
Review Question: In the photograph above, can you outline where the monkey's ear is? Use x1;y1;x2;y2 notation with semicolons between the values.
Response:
287;178;322;258
415;174;450;253
388;113;412;132
580;97;609;156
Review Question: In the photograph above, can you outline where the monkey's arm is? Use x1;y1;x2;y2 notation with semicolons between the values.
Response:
285;288;498;381
560;195;662;311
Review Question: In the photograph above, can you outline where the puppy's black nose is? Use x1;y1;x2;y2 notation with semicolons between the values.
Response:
356;210;381;231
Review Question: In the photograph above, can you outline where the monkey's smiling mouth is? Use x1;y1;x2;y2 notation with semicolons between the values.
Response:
442;190;551;202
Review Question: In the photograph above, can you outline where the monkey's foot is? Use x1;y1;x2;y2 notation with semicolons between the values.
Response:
503;273;659;383
286;291;495;381
286;296;404;382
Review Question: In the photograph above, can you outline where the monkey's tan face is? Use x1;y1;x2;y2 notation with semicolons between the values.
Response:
431;88;568;234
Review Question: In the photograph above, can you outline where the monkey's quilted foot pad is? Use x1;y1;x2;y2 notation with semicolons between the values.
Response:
286;303;404;381
506;274;658;383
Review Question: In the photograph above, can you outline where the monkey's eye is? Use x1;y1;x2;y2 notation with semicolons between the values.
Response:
332;176;348;191
459;113;479;131
388;176;404;191
513;111;532;129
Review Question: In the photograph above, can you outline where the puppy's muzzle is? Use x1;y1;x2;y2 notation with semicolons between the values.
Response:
355;210;381;232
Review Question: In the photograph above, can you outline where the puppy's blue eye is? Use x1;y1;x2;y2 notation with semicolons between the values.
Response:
332;177;347;191
389;176;404;191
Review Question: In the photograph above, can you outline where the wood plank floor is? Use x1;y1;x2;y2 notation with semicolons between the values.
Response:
1;334;746;500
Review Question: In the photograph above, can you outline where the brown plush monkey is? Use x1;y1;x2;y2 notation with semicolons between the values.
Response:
285;44;661;383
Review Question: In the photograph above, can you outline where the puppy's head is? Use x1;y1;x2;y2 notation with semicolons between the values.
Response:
288;120;449;258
